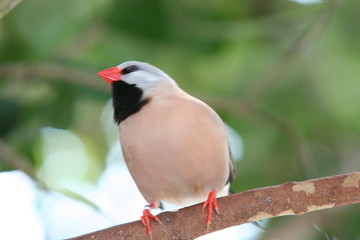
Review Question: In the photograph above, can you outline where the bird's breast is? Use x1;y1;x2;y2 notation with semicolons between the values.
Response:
118;92;230;206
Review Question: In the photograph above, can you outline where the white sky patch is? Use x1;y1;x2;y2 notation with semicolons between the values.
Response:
227;125;244;161
38;192;111;240
289;0;323;4
0;171;45;240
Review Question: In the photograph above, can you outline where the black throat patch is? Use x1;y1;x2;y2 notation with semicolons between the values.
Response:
111;81;150;125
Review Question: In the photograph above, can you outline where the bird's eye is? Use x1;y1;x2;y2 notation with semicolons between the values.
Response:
122;65;140;75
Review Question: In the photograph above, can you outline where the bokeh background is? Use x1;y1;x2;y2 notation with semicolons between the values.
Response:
1;0;359;239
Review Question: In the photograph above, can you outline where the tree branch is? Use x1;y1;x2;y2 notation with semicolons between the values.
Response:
0;62;105;91
0;139;37;179
0;0;22;19
69;172;360;240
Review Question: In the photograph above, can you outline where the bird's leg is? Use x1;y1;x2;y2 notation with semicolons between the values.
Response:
203;190;219;229
141;203;162;236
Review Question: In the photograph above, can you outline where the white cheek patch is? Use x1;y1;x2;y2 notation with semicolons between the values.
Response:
123;72;171;99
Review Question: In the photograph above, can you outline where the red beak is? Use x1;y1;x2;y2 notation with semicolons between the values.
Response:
98;66;122;84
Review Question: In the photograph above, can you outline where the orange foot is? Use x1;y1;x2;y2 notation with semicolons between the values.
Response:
141;204;162;236
203;190;219;229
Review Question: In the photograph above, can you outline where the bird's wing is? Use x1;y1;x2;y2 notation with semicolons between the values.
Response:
227;146;236;185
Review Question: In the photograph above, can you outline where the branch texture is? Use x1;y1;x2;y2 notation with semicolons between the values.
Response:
69;172;360;240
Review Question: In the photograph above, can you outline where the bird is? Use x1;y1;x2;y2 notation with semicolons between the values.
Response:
98;61;236;236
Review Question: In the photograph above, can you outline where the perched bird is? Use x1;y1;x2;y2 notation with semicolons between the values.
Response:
98;61;236;235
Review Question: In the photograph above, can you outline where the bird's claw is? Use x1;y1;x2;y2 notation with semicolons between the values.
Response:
141;209;162;236
203;190;219;229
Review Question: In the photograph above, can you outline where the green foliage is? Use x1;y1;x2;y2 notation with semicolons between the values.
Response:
0;0;359;239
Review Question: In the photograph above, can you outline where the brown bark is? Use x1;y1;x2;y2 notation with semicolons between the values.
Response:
69;172;360;240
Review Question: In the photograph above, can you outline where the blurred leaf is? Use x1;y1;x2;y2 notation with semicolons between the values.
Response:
0;17;29;61
105;0;168;40
0;98;21;136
